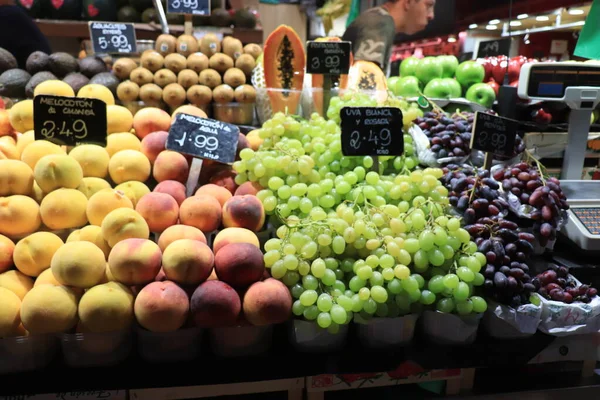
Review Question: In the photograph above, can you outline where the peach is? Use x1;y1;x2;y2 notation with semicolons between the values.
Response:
0;195;41;237
101;208;150;247
153;150;189;183
140;130;168;164
16;130;34;155
108;150;151;184
107;105;134;134
108;238;162;285
214;243;264;288
105;263;116;282
155;268;166;282
243;278;292;326
132;107;171;139
20;285;79;334
40;188;88;230
190;280;241;328
13;232;64;277
20;140;64;169
0;109;14;137
50;241;106;288
69;144;110;178
0;160;34;196
153;180;186;206
86;188;134;226
171;104;207;123
234;181;262;196
195;183;232;207
213;227;260;255
179;195;221;233
114;181;152;207
0;234;15;273
31;181;45;203
245;129;263;151
0;270;33;300
222;195;265;231
157;225;206;251
0;136;19;160
209;166;238;194
76;177;111;199
34;268;61;287
162;239;213;285
134;281;189;332
106;132;141;157
78;282;134;333
33;154;83;193
66;225;111;259
0;287;21;337
135;192;179;233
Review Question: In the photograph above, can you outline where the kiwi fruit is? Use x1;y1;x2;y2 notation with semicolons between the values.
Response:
223;67;245;88
198;68;222;89
235;53;256;76
164;53;187;74
178;69;199;89
199;33;221;57
222;37;243;60
155;34;177;56
212;84;234;104
141;51;164;73
154;68;177;88
117;80;140;102
130;67;154;85
112;58;137;80
209;53;233;74
186;53;209;73
176;35;199;57
243;43;262;60
162;83;187;108
187;85;213;106
139;83;163;104
234;84;256;104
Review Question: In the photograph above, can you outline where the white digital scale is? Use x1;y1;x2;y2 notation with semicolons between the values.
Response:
518;62;600;252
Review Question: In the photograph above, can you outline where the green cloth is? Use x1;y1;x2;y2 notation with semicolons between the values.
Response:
346;0;360;27
574;0;600;60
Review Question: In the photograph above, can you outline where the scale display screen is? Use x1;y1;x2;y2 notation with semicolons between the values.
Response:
527;65;600;98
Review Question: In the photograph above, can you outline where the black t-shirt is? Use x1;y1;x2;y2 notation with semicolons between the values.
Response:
0;5;51;68
342;6;396;72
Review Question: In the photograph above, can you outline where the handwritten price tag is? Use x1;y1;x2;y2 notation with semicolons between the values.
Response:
340;107;404;157
469;112;518;157
306;41;351;75
167;0;210;15
88;22;137;54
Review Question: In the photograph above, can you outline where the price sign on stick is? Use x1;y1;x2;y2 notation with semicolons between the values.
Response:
34;95;107;146
167;113;239;197
167;0;210;15
340;107;404;157
470;111;518;169
306;41;352;75
88;22;137;54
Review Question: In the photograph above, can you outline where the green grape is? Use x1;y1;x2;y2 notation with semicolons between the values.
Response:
404;238;420;253
292;300;305;316
328;323;340;334
379;254;395;269
264;238;282;251
387;279;403;294
456;300;474;315
433;226;448;246
268;177;284;191
412;274;425;289
435;216;449;226
474;252;487;267
420;290;436;305
440;244;455;260
458;256;469;267
457;266;475;282
473;272;484;286
454;282;470;302
447;218;460;231
447;236;461;251
363;298;377;314
363;156;374;168
333;280;346;292
337;295;353;311
359;287;371;301
283;254;299;270
298;261;310;276
351;294;364;312
466;256;481;273
349;276;366;292
317;312;332;328
357;266;373;281
365;255;379;268
375;303;389;317
465;241;478;254
394;264;410;279
330;305;347;324
322;269;336;286
371;285;388;303
291;284;304;298
443;274;459;289
471;296;488;313
263;196;278;212
382;267;395;281
271;260;287;279
311;258;326;278
455;228;471;243
395;293;411;313
369;271;384;287
303;305;319;320
300;290;318;306
412;213;426;230
301;241;318;259
407;287;421;302
428;249;445;267
437;298;455;313
264;250;280;267
529;295;541;307
401;276;419;292
317;293;333;312
299;198;313;213
413;249;429;272
283;271;300;286
332;236;346;254
428;275;445;293
302;275;319;290
283;244;296;255
398;249;412;265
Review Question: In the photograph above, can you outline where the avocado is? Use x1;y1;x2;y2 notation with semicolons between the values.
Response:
48;52;79;78
141;8;157;23
210;8;232;27
129;0;152;12
117;5;141;22
0;69;32;98
90;72;120;96
25;71;57;98
0;48;17;74
63;72;90;94
233;8;256;29
25;51;49;75
83;0;117;21
48;0;82;20
79;56;107;78
166;13;184;25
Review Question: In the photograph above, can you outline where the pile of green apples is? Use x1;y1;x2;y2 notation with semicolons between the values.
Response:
388;56;496;109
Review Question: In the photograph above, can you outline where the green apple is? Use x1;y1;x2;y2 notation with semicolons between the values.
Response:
455;61;485;87
400;57;420;77
387;76;401;95
423;78;453;99
396;76;422;97
442;78;462;98
439;55;459;78
416;57;443;85
465;83;496;108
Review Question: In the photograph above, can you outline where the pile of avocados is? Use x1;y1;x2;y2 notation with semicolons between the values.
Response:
0;48;119;99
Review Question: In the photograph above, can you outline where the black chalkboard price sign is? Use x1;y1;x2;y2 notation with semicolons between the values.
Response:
340;107;404;157
470;112;518;157
33;95;107;146
166;113;239;164
167;0;210;15
476;38;511;58
306;41;352;75
88;22;137;54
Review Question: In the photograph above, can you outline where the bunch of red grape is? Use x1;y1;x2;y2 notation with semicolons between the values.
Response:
494;162;569;246
534;265;598;304
415;112;474;162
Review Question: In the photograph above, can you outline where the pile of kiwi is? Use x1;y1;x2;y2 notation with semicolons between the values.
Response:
114;33;261;122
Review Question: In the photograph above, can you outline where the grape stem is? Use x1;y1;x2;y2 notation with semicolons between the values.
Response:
524;149;547;186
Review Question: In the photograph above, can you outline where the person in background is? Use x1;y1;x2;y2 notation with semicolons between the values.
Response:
0;0;51;68
342;0;435;74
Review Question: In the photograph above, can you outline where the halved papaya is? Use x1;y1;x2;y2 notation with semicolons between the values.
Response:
311;36;353;116
263;25;305;114
347;60;388;102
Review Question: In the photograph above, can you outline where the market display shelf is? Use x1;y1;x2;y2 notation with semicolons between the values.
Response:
34;19;263;43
